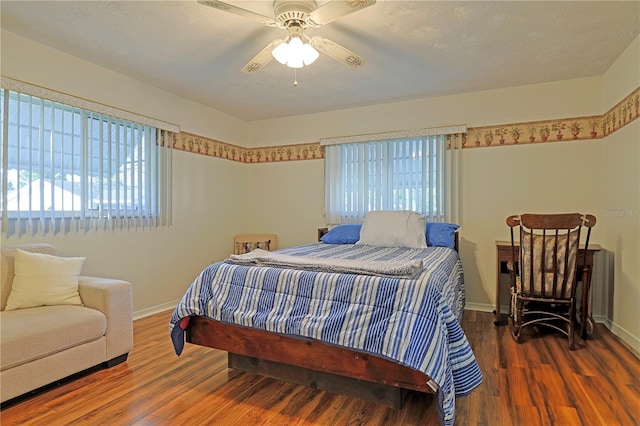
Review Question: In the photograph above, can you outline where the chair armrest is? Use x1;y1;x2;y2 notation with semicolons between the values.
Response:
79;276;133;360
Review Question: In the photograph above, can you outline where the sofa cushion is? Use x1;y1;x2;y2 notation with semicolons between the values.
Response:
5;249;85;311
0;305;106;370
1;244;56;311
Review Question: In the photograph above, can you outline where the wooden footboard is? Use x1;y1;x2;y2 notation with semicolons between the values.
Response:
186;316;437;407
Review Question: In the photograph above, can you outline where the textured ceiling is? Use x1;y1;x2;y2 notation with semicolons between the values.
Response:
1;1;639;121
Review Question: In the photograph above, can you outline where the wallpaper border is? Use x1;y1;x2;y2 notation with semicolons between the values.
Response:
465;86;639;148
174;86;639;162
175;133;325;163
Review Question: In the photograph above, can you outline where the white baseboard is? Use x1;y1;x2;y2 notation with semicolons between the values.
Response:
463;305;639;359
133;300;179;321
464;302;496;313
606;319;640;358
593;314;610;327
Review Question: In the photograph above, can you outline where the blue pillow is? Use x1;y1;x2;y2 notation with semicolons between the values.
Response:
321;224;362;244
426;222;459;249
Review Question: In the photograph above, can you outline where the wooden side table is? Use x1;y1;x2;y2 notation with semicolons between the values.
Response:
234;234;278;254
494;240;601;339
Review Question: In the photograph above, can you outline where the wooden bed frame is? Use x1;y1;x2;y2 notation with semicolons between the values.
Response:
185;228;459;407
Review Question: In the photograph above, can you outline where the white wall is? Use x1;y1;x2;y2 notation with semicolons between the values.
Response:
1;30;250;315
246;77;602;146
247;160;325;248
246;77;604;313
600;35;640;352
461;139;604;310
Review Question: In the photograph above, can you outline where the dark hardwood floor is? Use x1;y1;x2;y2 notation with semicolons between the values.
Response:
2;310;638;425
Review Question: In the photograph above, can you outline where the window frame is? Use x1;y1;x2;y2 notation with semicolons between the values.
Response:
0;80;176;235
322;127;463;225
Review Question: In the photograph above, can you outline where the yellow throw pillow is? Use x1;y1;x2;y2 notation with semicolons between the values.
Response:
4;249;85;310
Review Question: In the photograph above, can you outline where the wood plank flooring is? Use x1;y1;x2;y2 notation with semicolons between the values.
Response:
1;310;638;425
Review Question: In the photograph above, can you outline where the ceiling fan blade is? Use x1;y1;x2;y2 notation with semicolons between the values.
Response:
308;0;376;26
198;1;277;26
310;37;366;68
241;39;284;74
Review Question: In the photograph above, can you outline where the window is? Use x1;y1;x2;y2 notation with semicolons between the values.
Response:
0;85;175;236
322;127;463;225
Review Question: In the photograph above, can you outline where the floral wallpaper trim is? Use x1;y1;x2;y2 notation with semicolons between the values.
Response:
175;132;324;163
465;115;604;148
464;86;639;148
602;85;640;137
175;86;639;159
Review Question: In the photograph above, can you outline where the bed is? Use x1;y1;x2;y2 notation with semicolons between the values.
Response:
169;213;482;426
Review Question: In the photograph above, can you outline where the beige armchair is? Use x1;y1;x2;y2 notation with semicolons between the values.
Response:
0;243;133;403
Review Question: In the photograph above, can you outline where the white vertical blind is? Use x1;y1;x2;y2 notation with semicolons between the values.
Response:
0;88;174;236
323;128;463;225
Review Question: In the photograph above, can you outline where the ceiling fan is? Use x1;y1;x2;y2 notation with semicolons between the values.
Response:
198;0;376;73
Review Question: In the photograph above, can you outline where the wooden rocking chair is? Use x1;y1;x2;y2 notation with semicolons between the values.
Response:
506;213;596;349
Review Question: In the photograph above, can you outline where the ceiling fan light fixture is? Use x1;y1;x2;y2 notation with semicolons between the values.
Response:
199;0;375;74
272;35;319;68
301;42;320;65
272;40;290;65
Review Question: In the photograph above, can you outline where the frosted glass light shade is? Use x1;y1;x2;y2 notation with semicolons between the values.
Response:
272;36;319;69
301;43;319;65
272;42;290;65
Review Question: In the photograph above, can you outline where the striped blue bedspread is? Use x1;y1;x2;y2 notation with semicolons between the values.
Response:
169;243;482;426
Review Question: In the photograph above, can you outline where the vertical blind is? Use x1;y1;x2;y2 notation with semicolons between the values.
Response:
322;128;463;225
0;87;174;236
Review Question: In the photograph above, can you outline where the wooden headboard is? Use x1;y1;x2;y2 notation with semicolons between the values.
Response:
317;227;329;242
317;227;460;252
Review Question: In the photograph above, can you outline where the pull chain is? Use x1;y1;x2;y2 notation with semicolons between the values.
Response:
293;68;298;86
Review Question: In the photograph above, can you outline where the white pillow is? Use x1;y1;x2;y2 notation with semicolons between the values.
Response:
4;249;85;310
356;210;428;248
